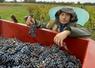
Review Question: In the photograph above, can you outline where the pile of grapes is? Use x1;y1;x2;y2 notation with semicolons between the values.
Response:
0;37;82;68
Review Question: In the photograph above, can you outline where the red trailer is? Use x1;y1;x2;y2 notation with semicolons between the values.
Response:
0;19;95;68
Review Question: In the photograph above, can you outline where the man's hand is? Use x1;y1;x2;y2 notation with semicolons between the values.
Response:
54;30;71;47
26;16;35;26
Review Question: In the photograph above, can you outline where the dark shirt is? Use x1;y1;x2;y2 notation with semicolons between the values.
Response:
58;23;71;32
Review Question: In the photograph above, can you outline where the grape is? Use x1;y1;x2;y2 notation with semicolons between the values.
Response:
29;23;37;38
0;37;82;68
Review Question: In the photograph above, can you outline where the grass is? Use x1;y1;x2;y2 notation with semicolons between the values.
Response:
0;4;29;23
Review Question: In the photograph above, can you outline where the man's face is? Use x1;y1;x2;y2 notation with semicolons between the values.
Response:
59;12;71;24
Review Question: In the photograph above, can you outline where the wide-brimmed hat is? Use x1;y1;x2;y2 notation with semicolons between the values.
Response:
55;7;78;23
49;6;89;26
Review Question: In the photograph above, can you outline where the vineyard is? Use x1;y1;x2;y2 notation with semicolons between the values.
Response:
0;3;95;39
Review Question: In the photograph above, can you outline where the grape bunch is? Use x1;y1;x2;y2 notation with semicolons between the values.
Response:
0;37;82;68
29;23;37;38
